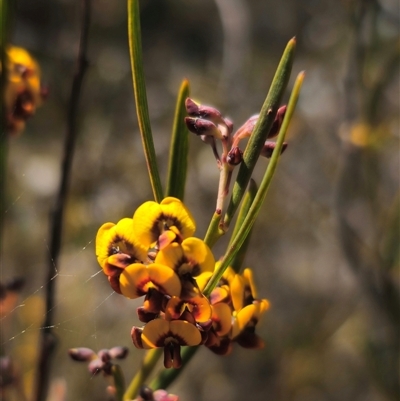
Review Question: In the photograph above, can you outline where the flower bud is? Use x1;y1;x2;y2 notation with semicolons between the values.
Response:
97;349;111;363
185;98;223;122
267;105;286;139
68;347;96;362
185;117;222;139
139;386;154;400
88;359;104;375
226;146;243;166
108;346;129;360
260;141;288;158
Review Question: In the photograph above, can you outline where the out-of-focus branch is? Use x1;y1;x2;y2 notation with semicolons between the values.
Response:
336;0;400;334
34;1;91;401
0;0;10;281
335;3;399;398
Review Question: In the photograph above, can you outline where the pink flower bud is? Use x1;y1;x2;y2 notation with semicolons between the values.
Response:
227;146;243;166
185;98;223;121
88;359;104;375
108;346;129;360
260;141;288;158
68;347;96;362
185;117;222;139
267;105;286;139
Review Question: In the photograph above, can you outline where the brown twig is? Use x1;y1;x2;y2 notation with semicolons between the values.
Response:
34;1;91;401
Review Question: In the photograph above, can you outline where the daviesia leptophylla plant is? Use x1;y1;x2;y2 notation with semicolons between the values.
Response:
67;1;303;399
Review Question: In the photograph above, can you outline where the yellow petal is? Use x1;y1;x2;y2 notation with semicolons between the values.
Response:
164;296;185;320
222;266;236;283
196;271;213;293
212;303;233;337
180;238;215;276
254;299;270;318
230;274;245;312
147;264;182;297
95;222;116;267
119;263;150;299
115;218;148;260
169;320;201;346
155;242;183;271
209;286;230;305
95;218;148;272
185;295;212;323
141;319;170;348
132;201;163;248
231;304;256;339
160;197;196;238
243;268;258;299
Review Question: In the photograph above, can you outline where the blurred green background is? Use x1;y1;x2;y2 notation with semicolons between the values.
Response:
2;0;399;400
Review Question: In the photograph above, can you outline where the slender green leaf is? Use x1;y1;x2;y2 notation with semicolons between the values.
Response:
166;79;190;200
223;37;296;230
128;0;163;202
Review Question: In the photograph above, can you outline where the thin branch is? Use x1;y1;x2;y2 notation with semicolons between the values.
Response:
334;0;400;336
34;1;91;400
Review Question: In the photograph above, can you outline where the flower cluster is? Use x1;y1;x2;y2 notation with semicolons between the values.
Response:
185;98;287;167
68;346;129;376
2;46;46;135
206;266;270;355
96;197;269;368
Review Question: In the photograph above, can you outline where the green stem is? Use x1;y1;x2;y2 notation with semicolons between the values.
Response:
204;71;305;297
112;364;126;401
128;0;163;202
203;211;223;248
123;348;163;400
222;37;296;230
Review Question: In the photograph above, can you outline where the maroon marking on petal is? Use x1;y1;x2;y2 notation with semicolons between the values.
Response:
163;345;173;368
207;337;233;355
136;278;153;296
131;327;144;349
108;276;122;294
172;343;182;368
235;329;264;349
137;307;159;323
